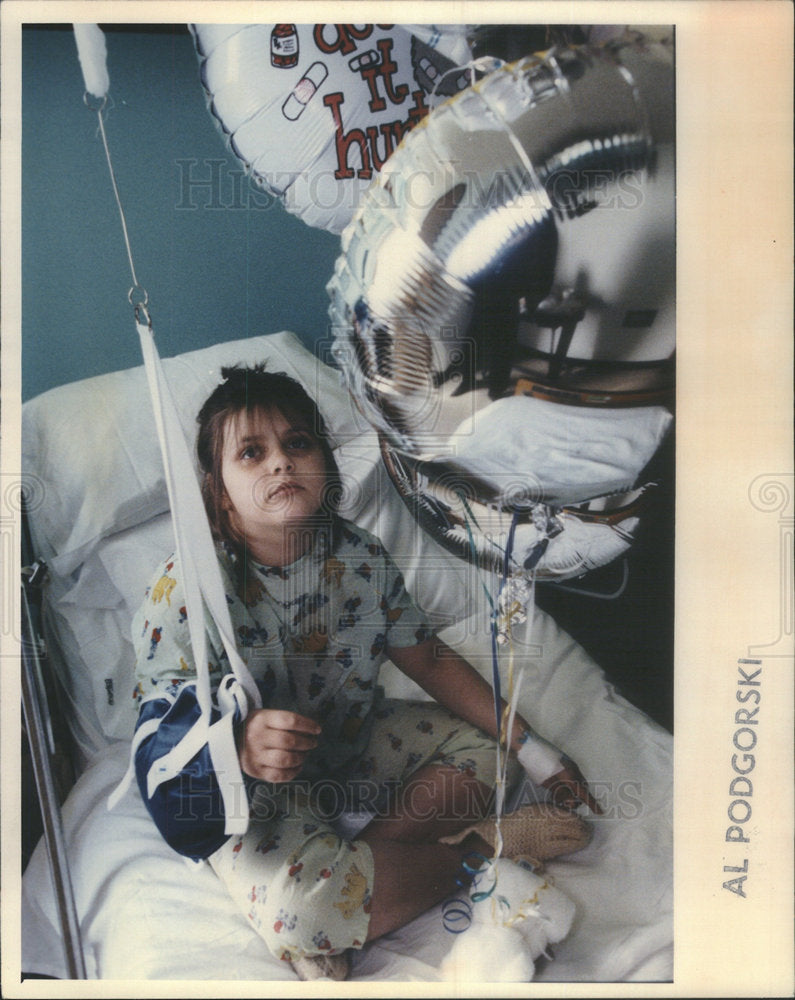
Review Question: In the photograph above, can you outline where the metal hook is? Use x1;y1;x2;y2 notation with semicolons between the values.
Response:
128;284;149;307
130;286;151;327
134;302;152;328
83;91;107;113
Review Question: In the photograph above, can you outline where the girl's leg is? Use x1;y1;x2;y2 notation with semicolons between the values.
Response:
362;837;472;941
346;702;512;940
361;761;492;843
209;788;375;964
352;706;588;941
354;700;517;847
359;762;493;940
210;800;471;959
210;703;547;963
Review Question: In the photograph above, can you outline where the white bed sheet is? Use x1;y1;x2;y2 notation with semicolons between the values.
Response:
22;605;672;983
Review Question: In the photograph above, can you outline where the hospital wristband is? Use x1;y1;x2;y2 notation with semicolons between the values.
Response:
516;729;565;785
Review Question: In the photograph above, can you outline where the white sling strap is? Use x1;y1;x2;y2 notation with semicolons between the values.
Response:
74;24;260;835
105;320;262;836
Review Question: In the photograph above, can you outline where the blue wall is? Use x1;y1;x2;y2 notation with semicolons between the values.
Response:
22;26;341;401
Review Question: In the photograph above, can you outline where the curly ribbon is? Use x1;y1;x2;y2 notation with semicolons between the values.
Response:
442;852;492;933
443;505;543;934
441;498;559;937
441;897;473;934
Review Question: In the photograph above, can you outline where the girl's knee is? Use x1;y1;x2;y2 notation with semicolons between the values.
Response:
253;834;375;959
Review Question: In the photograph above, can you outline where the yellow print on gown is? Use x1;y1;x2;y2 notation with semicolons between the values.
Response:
333;863;370;920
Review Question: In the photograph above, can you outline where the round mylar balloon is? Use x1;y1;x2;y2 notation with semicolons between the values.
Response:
190;23;474;234
328;38;675;579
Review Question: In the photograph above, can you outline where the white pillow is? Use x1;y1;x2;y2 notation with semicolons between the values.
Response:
22;331;368;574
52;514;177;752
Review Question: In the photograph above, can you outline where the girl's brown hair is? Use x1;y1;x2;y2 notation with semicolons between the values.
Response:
196;365;343;554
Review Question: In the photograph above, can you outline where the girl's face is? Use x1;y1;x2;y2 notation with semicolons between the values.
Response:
220;405;328;563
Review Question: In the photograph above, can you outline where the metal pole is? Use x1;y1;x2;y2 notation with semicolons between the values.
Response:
20;577;86;979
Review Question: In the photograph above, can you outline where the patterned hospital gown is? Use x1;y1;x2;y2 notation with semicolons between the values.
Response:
131;518;513;960
131;519;435;858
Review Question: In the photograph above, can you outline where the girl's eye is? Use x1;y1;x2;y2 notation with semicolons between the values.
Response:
240;445;260;460
286;434;314;451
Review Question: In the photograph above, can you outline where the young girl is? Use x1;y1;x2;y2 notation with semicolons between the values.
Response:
132;365;599;980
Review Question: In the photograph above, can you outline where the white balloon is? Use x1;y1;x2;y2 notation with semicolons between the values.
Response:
191;23;474;233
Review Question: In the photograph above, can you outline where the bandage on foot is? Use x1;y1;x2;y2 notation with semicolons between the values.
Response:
290;950;350;981
440;803;591;864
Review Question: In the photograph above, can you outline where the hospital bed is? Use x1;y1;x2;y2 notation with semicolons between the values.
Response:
20;329;673;983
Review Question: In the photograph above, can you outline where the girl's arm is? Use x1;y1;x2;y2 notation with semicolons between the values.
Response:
132;557;258;859
135;683;243;858
389;637;602;813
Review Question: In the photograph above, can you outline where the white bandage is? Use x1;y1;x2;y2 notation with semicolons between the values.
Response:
516;730;564;785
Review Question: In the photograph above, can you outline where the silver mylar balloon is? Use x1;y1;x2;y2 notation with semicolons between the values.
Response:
328;39;675;580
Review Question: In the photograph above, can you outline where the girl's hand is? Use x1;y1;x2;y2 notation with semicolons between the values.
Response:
541;758;604;815
515;730;603;814
238;709;321;783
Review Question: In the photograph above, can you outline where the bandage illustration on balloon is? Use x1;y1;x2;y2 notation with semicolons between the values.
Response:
194;23;675;935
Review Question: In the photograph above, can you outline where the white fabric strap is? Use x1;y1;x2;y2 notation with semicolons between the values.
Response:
137;323;261;711
217;674;248;716
142;703;248;835
207;712;249;834
106;716;162;811
136;324;258;834
211;675;251;834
